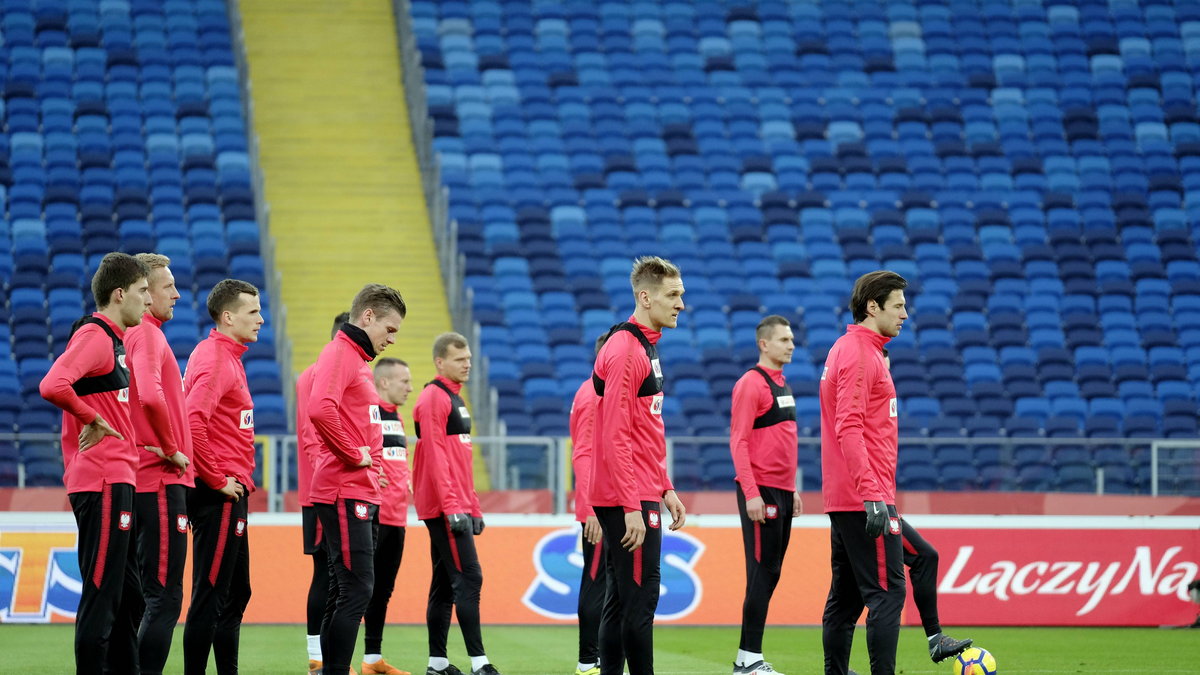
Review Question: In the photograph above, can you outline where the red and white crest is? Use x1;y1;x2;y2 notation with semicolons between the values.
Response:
648;511;660;529
354;503;369;520
176;515;189;533
118;512;132;531
235;519;246;536
888;517;901;535
765;505;778;519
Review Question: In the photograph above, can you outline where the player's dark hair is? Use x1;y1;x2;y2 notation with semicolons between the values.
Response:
433;332;469;359
92;252;150;309
350;284;407;322
331;311;350;339
206;279;259;322
594;332;609;356
755;315;791;343
850;271;908;323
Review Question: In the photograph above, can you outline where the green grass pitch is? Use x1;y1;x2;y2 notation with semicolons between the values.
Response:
1;624;1194;673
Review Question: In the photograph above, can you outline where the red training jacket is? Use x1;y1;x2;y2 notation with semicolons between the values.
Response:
569;378;599;522
412;375;481;519
729;366;797;499
127;313;196;492
307;330;383;505
820;324;898;512
295;364;318;507
185;329;256;492
378;401;411;527
589;316;674;512
39;312;138;493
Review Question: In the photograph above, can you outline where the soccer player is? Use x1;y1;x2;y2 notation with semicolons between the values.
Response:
182;278;262;675
729;315;801;675
820;270;908;675
126;253;193;675
362;356;416;675
40;252;151;675
308;284;408;675
879;353;972;663
568;333;608;675
297;311;350;675
590;256;688;675
412;332;498;675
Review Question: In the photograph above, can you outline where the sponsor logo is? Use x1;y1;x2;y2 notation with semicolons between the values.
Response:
117;355;127;370
776;395;795;408
458;406;471;419
118;512;132;531
354;503;369;520
383;446;407;462
176;515;189;533
939;544;1199;617
522;527;706;621
381;420;404;435
648;511;660;528
821;366;828;381
651;358;662;378
765;505;778;519
369;405;381;424
235;519;246;536
888;398;897;418
117;388;129;403
458;433;473;444
888;517;901;535
239;409;254;430
650;394;664;415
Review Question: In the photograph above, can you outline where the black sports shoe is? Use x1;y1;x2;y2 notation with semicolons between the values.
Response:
472;665;502;675
929;633;973;663
427;665;465;675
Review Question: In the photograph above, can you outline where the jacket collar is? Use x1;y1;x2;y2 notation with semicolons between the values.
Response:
339;323;376;361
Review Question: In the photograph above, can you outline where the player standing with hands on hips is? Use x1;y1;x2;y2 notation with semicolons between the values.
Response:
308;284;408;675
729;315;802;675
40;252;151;675
412;332;499;675
590;256;688;675
125;253;194;675
820;271;908;675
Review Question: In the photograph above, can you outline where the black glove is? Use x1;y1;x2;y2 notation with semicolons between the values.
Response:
864;500;888;538
472;515;485;535
447;512;471;535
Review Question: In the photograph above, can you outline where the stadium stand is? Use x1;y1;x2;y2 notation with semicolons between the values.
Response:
405;0;1200;492
0;0;287;486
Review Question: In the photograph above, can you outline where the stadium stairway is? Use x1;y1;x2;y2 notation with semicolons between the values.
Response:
236;0;453;413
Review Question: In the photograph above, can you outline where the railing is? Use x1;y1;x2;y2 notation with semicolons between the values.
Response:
4;433;1196;510
224;0;294;415
389;0;500;440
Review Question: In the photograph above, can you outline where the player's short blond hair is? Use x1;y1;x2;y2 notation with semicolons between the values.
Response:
629;256;681;292
134;253;171;271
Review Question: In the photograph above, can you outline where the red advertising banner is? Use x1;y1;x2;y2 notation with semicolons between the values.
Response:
0;516;1195;627
913;527;1200;626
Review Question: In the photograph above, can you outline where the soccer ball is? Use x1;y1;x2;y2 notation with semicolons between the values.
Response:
953;647;997;675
